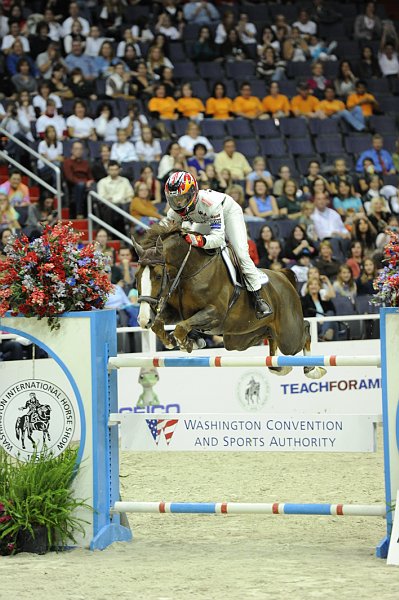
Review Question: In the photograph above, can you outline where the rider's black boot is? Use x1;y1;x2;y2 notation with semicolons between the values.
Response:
250;289;273;319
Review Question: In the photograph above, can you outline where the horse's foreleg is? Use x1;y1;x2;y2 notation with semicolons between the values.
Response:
152;317;176;350
303;319;326;380
267;337;293;377
173;307;220;353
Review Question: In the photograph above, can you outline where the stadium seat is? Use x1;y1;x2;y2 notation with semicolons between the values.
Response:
169;43;186;63
366;78;391;96
308;119;340;136
286;61;312;80
198;62;225;80
369;115;398;134
253;119;281;138
191;80;209;100
268;157;297;176
296;155;322;174
344;135;373;155
201;120;226;138
378;97;399;114
315;135;344;155
235;139;259;158
226;119;253;137
247;80;267;98
260;138;287;157
279;118;308;137
278;81;297;97
225;61;256;79
174;119;190;137
173;62;198;80
287;137;314;155
319;22;347;41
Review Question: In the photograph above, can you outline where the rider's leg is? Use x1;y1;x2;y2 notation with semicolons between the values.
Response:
224;202;273;318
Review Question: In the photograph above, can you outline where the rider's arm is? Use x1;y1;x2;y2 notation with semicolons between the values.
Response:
203;211;226;249
162;208;183;225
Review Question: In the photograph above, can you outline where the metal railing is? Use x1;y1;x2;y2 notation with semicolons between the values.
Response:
87;190;149;246
0;127;62;217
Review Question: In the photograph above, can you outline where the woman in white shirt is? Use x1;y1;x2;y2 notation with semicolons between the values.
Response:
110;128;138;163
33;81;63;116
94;102;120;142
16;90;36;142
119;101;148;142
135;126;161;162
66;100;96;140
37;125;63;185
131;18;154;44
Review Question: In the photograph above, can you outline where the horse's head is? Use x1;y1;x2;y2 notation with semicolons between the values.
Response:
37;405;51;420
132;235;167;329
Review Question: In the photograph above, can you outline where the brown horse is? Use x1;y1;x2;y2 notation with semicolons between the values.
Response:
133;223;326;379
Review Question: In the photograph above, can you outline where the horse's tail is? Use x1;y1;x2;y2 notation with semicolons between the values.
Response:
15;418;21;440
280;268;298;292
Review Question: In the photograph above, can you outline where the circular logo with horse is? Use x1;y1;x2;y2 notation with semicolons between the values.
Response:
237;372;270;412
0;379;76;461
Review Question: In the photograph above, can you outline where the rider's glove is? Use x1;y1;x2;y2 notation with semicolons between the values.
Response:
184;233;206;247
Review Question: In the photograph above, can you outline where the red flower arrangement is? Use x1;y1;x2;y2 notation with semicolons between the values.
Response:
373;231;399;307
0;223;113;329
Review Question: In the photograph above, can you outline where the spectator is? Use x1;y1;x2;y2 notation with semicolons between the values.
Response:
138;165;162;205
301;160;323;195
355;45;381;79
301;278;337;341
352;216;378;256
237;12;257;47
273;164;293;196
36;99;67;140
116;245;137;293
130;62;155;102
282;26;309;62
130;181;162;228
258;238;283;269
63;19;86;55
248;181;278;219
11;58;37;94
334;60;357;99
214;137;251;181
215;10;236;45
311;191;350;242
50;63;74;100
346;240;364;279
328;159;354;195
135;126;162;163
159;66;177;98
85;25;113;57
65;40;96;81
0;171;30;207
26;197;58;233
333;180;364;219
92;143;112;182
356;258;378;295
257;26;281;59
1;20;30;54
148;83;178;120
94;227;112;253
318;86;366;132
290;82;324;118
221;29;247;61
177;82;205;120
378;38;399;85
192;25;219;62
292;9;317;40
0;193;20;232
262;82;290;118
226;184;245;209
97;160;134;232
354;1;382;42
246;156;273;196
110;128;138;163
155;13;180;40
98;0;124;36
347;80;379;121
256;224;276;263
188;143;213;175
205;81;233;120
30;21;51;61
63;141;94;218
300;267;335;299
119;101;149;143
146;46;173;79
299;201;317;241
367;197;391;233
314;240;341;279
37;125;63;187
183;1;220;25
290;250;313;284
307;62;331;100
43;8;63;43
232;82;264;119
6;39;37;77
105;62;135;99
67;100;96;141
178;121;213;158
356;134;395;175
37;42;67;81
308;34;338;63
256;47;286;85
278;179;303;219
157;142;185;180
272;14;291;42
94;103;120;142
62;2;90;37
33;81;62;116
362;173;384;206
131;16;154;44
310;0;342;25
94;41;121;78
311;176;331;200
376;215;399;249
283;224;317;262
117;32;141;63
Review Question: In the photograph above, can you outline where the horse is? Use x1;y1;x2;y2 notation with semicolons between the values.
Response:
133;223;326;380
15;405;52;450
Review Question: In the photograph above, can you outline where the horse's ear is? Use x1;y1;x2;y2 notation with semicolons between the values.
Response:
156;236;163;255
131;235;144;257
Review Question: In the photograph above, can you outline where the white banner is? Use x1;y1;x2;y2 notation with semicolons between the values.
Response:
116;413;378;453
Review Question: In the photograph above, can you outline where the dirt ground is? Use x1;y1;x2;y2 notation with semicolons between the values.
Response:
2;433;399;600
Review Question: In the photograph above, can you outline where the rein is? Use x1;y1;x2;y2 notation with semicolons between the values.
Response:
156;245;192;317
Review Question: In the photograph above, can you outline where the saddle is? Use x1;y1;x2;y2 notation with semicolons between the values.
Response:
221;244;268;288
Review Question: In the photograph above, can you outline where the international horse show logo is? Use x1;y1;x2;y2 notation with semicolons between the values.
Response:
0;379;76;461
237;372;270;412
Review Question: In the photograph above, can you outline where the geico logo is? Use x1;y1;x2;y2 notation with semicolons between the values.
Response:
119;404;181;414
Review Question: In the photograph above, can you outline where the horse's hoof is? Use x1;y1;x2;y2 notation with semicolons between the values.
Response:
304;366;327;380
268;366;293;376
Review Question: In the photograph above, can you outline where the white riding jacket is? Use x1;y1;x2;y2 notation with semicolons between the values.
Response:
164;188;264;291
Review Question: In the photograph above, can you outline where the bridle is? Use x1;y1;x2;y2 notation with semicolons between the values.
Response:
137;254;169;309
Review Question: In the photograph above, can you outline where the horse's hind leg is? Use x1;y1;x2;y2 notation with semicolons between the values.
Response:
303;319;326;380
267;337;293;377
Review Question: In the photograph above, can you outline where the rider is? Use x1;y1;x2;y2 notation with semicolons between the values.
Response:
163;171;273;318
20;392;40;416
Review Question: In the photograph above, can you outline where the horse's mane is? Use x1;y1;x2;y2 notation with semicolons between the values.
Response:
141;222;182;249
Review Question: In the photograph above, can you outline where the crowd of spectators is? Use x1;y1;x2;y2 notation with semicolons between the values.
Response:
0;0;399;349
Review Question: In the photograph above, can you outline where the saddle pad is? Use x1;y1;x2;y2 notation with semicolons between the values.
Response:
221;246;242;287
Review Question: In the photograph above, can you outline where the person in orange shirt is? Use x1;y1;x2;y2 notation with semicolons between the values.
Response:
319;86;366;131
262;82;290;118
290;82;325;118
148;84;178;120
205;81;233;120
232;81;264;119
346;80;379;117
130;181;162;223
177;82;205;119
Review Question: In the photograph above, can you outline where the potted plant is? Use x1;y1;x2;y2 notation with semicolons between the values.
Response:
0;447;90;555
